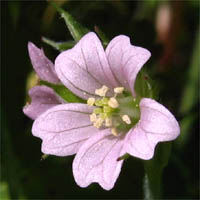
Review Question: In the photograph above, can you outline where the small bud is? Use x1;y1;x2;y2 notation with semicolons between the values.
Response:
95;85;109;97
108;97;119;108
114;87;124;94
87;97;95;106
122;115;131;124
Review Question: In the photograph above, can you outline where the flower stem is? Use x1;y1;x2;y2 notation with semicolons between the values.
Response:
143;168;162;199
143;142;172;199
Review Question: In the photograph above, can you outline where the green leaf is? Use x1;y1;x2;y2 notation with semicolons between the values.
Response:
0;182;11;200
143;142;171;199
42;37;75;51
49;1;89;41
1;108;27;199
179;26;199;115
177;27;199;150
40;80;85;103
176;112;197;149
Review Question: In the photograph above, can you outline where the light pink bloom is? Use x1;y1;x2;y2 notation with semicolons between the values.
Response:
31;32;180;190
24;43;63;119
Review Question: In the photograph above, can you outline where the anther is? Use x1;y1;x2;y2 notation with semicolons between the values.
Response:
105;118;112;127
108;97;119;108
87;97;95;106
95;85;109;97
114;87;124;94
90;113;97;122
94;118;104;128
122;115;131;124
111;128;118;136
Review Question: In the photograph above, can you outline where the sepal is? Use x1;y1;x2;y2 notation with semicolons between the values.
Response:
40;80;85;103
42;37;75;52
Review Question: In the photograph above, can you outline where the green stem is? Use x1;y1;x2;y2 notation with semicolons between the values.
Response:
143;142;172;199
143;168;162;199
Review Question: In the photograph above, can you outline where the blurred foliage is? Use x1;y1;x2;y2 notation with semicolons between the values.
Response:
1;0;199;199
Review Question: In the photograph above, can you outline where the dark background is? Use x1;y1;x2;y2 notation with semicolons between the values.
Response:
1;0;199;199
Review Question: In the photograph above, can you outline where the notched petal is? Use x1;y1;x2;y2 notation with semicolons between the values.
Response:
106;35;151;95
125;126;155;160
139;98;180;140
124;98;180;160
55;32;116;100
73;129;125;190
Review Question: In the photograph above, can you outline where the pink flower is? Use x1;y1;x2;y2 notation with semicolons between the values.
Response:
30;32;180;190
23;42;63;120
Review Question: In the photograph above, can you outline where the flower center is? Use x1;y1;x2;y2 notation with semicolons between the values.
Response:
87;85;140;136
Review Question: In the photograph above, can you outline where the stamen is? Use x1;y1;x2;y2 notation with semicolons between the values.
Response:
111;128;118;136
90;113;97;122
105;118;112;127
95;85;109;97
94;118;104;128
87;97;95;106
122;115;131;124
114;87;124;94
108;97;119;108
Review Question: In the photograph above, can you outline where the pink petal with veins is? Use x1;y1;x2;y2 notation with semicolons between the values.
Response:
32;103;98;156
125;98;180;160
55;32;118;99
73;129;125;190
106;35;151;96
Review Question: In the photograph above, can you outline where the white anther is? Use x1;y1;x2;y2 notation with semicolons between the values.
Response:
105;118;112;127
95;85;109;97
94;118;104;128
108;97;119;108
90;113;97;122
111;128;118;136
122;115;131;124
87;97;95;106
114;87;124;94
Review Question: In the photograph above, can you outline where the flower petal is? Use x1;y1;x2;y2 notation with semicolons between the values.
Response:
73;129;125;190
55;32;117;99
23;86;63;120
125;98;180;160
28;42;60;84
106;35;151;96
32;103;98;156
